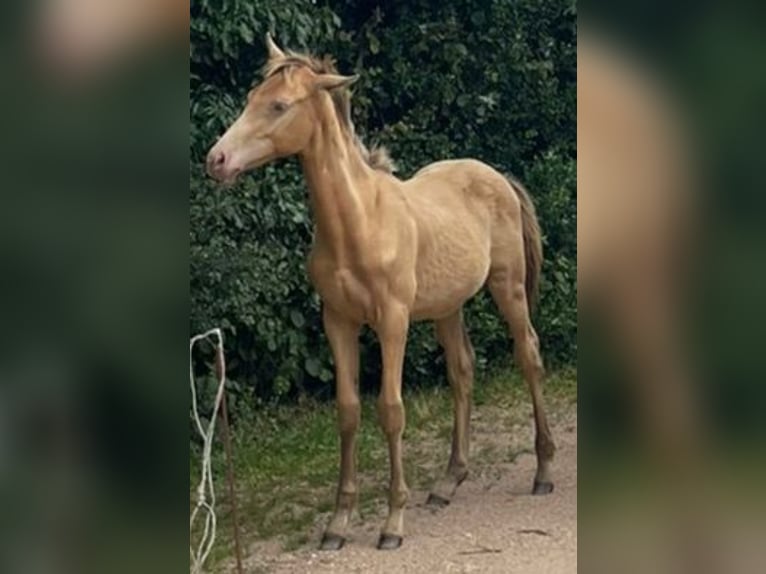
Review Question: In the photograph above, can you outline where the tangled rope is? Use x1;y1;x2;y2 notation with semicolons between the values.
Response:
189;328;227;574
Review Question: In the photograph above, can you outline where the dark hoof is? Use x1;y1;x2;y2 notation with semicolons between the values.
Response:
426;493;451;508
377;534;403;550
532;480;554;495
319;533;346;551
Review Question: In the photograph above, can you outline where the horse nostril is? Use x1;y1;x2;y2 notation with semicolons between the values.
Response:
206;150;226;174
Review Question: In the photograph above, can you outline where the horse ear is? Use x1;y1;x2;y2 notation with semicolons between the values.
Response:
265;33;285;59
314;73;359;92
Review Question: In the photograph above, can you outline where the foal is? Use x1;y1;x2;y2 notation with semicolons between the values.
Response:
207;35;555;550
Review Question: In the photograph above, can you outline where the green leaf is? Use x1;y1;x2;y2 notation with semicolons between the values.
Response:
290;310;305;328
239;24;254;44
367;31;380;54
273;376;291;396
470;11;486;26
305;357;321;377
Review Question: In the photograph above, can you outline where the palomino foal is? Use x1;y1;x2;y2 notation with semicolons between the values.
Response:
207;35;555;550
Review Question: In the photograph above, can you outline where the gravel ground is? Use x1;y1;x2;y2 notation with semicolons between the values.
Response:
235;404;577;574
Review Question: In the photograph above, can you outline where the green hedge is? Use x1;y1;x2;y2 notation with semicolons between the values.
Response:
191;0;576;402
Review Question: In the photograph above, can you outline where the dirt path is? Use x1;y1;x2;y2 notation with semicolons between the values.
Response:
238;405;577;574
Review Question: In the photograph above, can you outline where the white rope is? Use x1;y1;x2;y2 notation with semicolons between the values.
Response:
189;327;227;574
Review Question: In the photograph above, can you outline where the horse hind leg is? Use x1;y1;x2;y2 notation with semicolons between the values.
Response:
427;309;474;507
488;267;556;494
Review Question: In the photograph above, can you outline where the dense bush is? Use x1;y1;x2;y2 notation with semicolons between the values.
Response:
191;0;576;402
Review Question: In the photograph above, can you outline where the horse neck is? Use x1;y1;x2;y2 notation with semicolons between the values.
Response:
299;94;375;261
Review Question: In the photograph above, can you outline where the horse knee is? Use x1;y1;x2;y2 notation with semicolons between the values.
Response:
377;397;405;436
338;399;361;435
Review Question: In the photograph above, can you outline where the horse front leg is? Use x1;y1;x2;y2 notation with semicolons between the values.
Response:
375;302;410;550
320;306;361;551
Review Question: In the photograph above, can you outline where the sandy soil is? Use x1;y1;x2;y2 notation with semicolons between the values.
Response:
237;405;577;574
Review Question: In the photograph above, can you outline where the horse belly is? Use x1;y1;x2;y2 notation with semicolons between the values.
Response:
411;235;491;320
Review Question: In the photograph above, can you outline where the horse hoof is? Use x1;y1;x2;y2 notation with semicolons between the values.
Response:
319;533;346;551
426;493;451;508
377;533;403;550
532;480;554;495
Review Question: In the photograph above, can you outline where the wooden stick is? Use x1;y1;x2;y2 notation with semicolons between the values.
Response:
218;348;244;574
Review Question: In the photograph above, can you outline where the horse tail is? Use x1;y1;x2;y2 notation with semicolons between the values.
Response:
506;175;543;311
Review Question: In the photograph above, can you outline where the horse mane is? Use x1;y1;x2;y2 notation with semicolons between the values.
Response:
263;52;396;174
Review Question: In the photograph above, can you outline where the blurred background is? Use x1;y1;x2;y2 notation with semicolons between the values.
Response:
579;1;766;572
0;0;188;573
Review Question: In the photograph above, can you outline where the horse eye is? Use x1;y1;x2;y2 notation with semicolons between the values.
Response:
272;101;288;113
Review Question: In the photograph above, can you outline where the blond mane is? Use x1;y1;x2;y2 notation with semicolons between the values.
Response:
263;52;396;174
